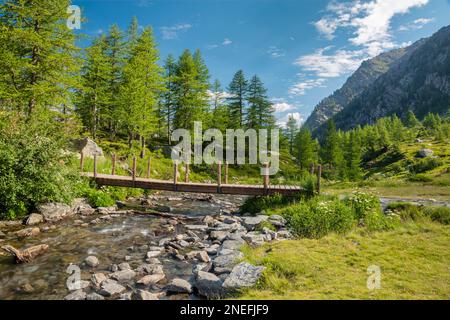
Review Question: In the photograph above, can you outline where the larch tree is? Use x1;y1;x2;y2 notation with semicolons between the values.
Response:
0;0;80;120
227;70;248;128
286;114;299;154
118;27;164;157
161;54;177;144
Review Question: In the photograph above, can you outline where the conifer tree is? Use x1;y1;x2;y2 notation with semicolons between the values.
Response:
161;54;177;143
246;75;275;129
295;127;316;171
0;0;80;119
227;70;248;128
321;120;345;179
286;114;299;154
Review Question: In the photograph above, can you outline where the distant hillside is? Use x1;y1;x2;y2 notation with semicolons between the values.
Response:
306;25;450;135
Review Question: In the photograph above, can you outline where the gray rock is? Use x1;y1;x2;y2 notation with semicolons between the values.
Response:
418;148;434;158
26;213;44;226
135;289;160;300
195;271;224;299
242;215;268;231
166;278;192;294
136;263;164;275
137;273;165;286
221;239;244;251
213;251;244;274
211;222;239;232
64;289;86;300
185;225;209;232
222;262;265;289
73;138;103;158
146;251;161;259
118;262;131;270
110;269;136;282
15;227;40;238
99;279;126;297
84;256;99;268
155;205;172;213
120;292;133;300
277;230;293;239
86;292;105;300
205;244;220;255
209;230;229;242
91;273;107;287
192;262;212;274
242;232;266;246
268;215;286;227
38;203;73;223
0;230;6;239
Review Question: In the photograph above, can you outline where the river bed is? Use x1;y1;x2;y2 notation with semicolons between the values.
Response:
0;192;247;300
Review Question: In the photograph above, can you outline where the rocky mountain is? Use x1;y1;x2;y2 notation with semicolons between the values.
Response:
305;25;450;134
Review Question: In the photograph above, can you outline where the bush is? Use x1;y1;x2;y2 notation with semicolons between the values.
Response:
386;202;425;221
85;188;115;208
346;192;381;220
241;193;300;215
408;174;433;182
281;197;355;238
423;206;450;225
0;115;82;220
363;210;400;231
410;158;443;174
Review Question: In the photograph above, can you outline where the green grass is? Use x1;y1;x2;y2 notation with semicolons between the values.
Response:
237;221;450;300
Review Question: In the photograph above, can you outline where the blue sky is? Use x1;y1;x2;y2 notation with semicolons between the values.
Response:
75;0;450;126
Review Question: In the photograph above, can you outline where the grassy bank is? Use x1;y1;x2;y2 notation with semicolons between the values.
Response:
238;221;450;299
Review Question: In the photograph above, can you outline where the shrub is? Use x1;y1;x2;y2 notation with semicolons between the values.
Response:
408;174;433;182
410;158;443;174
346;192;381;220
85;188;115;208
423;206;450;225
0;115;82;220
241;193;301;215
363;210;400;231
281;197;354;238
386;202;425;221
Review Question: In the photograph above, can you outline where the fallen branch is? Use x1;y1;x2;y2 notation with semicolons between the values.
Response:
1;244;49;263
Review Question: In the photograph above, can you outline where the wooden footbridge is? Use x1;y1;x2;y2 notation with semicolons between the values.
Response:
81;154;321;196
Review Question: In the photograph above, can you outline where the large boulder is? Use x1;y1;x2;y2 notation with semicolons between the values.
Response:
418;149;434;158
212;250;244;274
26;213;44;226
99;279;126;297
38;203;74;223
242;215;269;231
72;138;103;158
166;278;192;294
222;262;265;290
194;271;224;299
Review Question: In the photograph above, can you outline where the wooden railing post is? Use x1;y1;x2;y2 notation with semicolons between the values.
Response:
111;153;116;176
80;152;84;172
224;161;229;184
316;164;322;195
173;161;178;190
132;156;137;185
263;162;269;195
185;163;189;183
217;161;222;191
310;163;315;175
93;154;97;178
146;157;151;179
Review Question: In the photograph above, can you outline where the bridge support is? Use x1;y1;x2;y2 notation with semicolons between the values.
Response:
217;161;222;193
146;157;151;179
224;161;229;184
132;156;137;187
111;153;116;175
93;154;97;179
316;164;322;195
263;163;269;195
80;152;84;172
173;161;178;191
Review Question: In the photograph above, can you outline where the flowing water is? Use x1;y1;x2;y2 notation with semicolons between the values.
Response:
0;192;247;300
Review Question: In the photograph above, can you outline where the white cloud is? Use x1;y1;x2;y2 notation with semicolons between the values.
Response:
273;102;295;113
277;112;304;128
399;17;434;31
222;38;233;46
289;79;326;96
207;90;234;103
295;47;366;78
160;24;192;40
267;46;285;58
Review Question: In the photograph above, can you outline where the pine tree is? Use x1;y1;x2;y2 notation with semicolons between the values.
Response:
161;54;177;143
118;27;164;156
77;35;111;139
227;70;248;128
295;127;316;171
286;114;298;154
173;49;210;131
245;75;275;129
104;24;126;138
0;0;80;119
405;110;420;128
345;131;362;180
210;80;230;132
321;120;345;179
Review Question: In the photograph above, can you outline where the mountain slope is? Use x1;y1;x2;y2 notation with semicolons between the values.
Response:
330;25;450;132
304;44;422;131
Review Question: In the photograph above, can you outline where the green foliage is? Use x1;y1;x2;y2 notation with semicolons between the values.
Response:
408;174;433;182
362;210;400;231
281;197;355;238
346;191;381;220
85;188;115;208
410;157;443;174
423;206;450;225
0;115;81;219
227;70;248;128
241;193;295;215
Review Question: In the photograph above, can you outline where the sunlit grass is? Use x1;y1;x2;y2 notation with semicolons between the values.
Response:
237;221;450;300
